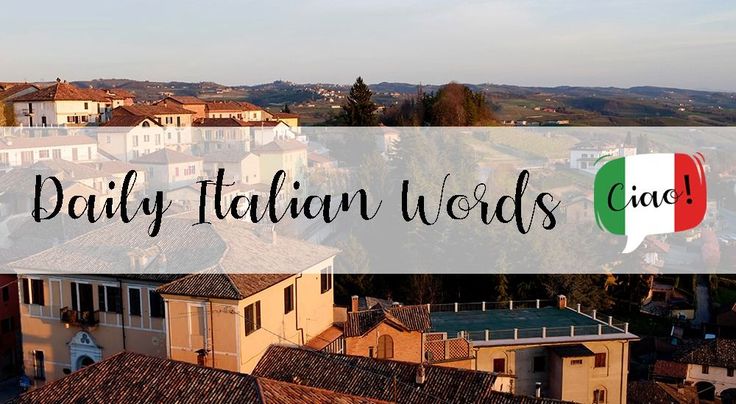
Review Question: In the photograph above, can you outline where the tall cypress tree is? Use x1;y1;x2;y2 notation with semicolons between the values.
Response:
342;76;378;126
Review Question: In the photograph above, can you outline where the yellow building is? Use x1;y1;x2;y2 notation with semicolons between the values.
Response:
10;215;338;382
254;139;307;183
157;225;338;373
424;297;639;403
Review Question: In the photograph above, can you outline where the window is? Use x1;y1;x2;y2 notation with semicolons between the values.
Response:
133;136;139;147
52;149;61;159
283;285;294;314
142;121;150;128
728;368;734;377
594;352;607;368
98;285;122;313
175;167;180;177
244;301;261;336
106;135;111;144
493;358;506;373
149;290;165;318
320;266;333;294
571;359;583;365
2;286;8;302
84;102;89;110
369;346;374;358
22;278;44;305
377;335;394;359
128;288;141;316
593;389;606;403
155;133;161;145
702;365;709;374
533;356;546;373
143;134;150;142
72;148;78;161
39;150;49;158
70;282;94;312
33;351;45;380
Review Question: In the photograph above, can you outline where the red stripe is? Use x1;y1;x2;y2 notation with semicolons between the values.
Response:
674;153;707;231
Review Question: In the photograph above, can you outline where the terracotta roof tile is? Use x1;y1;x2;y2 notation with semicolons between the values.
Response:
627;380;698;404
162;95;206;105
344;305;431;337
114;104;195;116
130;148;202;164
0;84;39;101
14;82;108;102
193;117;251;127
102;114;162;127
256;140;307;154
653;360;688;379
672;338;736;368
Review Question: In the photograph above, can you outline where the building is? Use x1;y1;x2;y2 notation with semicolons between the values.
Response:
569;142;636;174
0;84;39;126
155;96;207;119
344;299;432;363
255;139;307;182
423;297;638;403
654;339;736;402
130;148;203;191
0;274;21;379
157;224;339;373
200;148;260;185
206;101;272;122
112;104;195;128
0;135;98;168
253;345;574;404
192;118;254;153
10;351;388;403
270;112;300;128
12;81;110;127
563;194;594;225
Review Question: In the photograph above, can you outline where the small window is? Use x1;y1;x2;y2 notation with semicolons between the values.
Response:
320;266;333;294
84;102;89;110
98;285;122;313
39;150;49;158
533;356;546;373
133;136;139;147
493;358;506;373
22;278;44;305
368;346;374;358
702;365;709;374
593;389;606;403
728;368;734;377
128;288;141;316
283;285;294;314
142;121;150;128
33;351;45;380
70;282;94;312
594;352;607;368
377;335;394;359
245;301;261;336
571;359;583;365
149;291;165;318
1;286;8;302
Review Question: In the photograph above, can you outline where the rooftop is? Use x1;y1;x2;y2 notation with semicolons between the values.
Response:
114;104;195;116
253;345;572;404
428;303;636;346
672;338;736;369
10;351;387;404
14;81;108;102
345;305;431;337
0;135;96;150
130;148;202;165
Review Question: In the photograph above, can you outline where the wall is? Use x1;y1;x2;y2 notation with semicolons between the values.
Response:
345;322;423;363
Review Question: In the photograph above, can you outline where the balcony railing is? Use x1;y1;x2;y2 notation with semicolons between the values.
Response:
60;307;99;327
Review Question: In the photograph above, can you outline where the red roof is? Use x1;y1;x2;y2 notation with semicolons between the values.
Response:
160;95;206;105
14;82;108;102
192;117;251;127
114;104;195;116
102;115;162;127
130;148;202;165
0;84;39;101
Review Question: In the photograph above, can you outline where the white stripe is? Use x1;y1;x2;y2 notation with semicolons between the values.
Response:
625;153;675;236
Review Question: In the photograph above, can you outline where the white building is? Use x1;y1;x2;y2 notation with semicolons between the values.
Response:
569;142;636;174
130;148;203;191
0;136;98;168
12;81;110;127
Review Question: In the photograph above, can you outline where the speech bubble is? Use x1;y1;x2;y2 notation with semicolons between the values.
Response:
594;153;706;253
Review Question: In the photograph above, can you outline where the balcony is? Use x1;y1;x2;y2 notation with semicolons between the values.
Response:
60;307;99;328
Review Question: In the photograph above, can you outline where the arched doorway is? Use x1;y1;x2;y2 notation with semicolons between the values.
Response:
69;331;102;371
696;381;715;401
721;388;736;404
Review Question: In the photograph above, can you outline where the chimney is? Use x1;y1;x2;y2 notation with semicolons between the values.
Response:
415;364;426;385
557;295;567;310
535;382;542;398
351;295;359;312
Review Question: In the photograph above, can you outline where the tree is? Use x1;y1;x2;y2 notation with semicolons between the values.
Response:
342;77;378;126
282;104;291;113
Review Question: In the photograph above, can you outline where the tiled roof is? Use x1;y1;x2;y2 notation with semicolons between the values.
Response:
114;104;195;116
89;88;136;100
627;380;698;404
672;338;736;368
10;351;386;404
239;101;265;111
207;101;246;111
0;84;39;100
653;360;688;379
84;160;142;175
102;114;162;127
130;148;202;164
243;120;281;127
162;95;206;105
30;159;111;181
14;82;108;102
305;325;344;350
158;273;292;300
344;305;431;337
193;117;251;127
0;135;96;150
256;140;307;154
254;346;571;404
273;112;299;119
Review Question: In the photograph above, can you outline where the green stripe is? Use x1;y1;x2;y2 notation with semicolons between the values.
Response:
594;157;625;235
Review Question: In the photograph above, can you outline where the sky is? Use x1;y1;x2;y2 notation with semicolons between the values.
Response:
1;0;735;91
